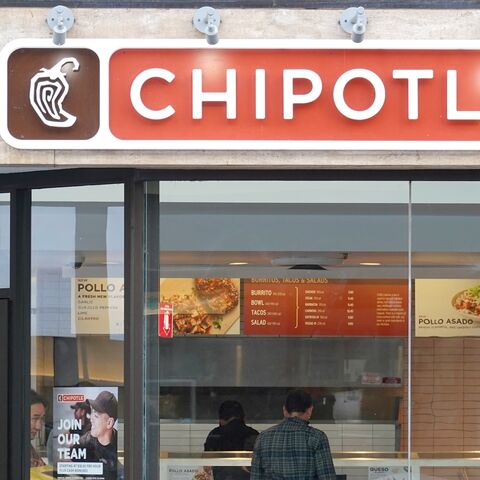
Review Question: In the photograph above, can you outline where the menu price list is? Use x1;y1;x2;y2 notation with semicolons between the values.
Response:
243;279;407;336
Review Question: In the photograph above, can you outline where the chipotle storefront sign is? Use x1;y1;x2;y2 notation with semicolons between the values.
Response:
3;39;480;149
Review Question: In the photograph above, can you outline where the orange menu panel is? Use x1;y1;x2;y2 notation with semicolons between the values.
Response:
243;279;407;336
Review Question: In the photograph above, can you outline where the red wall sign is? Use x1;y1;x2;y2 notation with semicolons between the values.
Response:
159;302;173;338
4;39;480;149
243;279;407;336
110;48;480;142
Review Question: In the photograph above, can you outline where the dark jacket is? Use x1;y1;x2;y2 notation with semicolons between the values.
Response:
78;429;118;480
205;418;259;480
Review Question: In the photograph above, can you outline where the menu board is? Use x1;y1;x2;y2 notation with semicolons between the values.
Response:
168;466;212;480
71;277;124;335
415;279;480;337
160;278;240;335
369;467;408;480
244;278;407;336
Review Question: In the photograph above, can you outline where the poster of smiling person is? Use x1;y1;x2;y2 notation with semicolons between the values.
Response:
53;387;121;480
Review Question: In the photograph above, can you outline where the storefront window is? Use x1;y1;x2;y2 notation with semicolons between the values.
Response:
30;185;124;479
0;192;10;288
412;182;480;480
149;180;409;479
24;176;480;480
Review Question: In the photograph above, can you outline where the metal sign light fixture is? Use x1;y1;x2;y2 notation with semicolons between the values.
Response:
339;6;367;43
47;5;75;46
193;6;221;45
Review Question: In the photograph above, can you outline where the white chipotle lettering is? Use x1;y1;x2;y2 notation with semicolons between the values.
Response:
129;68;480;121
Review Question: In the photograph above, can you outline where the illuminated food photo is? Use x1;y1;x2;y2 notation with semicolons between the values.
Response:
452;284;480;316
160;278;240;335
194;278;239;314
193;467;213;480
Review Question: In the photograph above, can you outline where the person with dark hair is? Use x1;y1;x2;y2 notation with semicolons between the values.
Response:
82;391;117;445
69;401;91;437
78;390;120;480
204;400;259;480
30;389;47;467
251;389;336;480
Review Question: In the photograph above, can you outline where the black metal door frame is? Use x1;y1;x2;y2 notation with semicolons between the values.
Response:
0;172;144;480
9;189;32;480
0;297;8;480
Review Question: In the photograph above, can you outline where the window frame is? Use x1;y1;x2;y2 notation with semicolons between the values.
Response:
5;167;480;480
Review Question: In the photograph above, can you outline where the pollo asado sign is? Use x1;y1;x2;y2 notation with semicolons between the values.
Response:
5;39;480;149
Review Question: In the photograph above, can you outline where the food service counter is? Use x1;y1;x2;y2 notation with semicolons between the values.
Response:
160;452;480;480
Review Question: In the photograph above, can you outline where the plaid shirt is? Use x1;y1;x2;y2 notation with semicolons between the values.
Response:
250;417;337;480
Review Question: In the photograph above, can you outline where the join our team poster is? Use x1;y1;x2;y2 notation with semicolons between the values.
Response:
52;386;121;479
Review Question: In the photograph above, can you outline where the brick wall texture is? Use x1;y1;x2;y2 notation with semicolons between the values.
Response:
401;337;480;453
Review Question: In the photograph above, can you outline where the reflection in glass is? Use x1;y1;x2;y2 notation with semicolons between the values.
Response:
411;182;480;463
151;181;409;479
0;193;10;288
30;185;124;479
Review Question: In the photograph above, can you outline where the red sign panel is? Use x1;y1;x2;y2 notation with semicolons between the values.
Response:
244;279;407;336
57;394;86;403
159;302;173;338
109;48;480;142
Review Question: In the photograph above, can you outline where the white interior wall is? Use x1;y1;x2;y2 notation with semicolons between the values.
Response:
159;422;396;453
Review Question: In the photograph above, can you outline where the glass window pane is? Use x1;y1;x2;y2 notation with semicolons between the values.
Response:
30;184;124;479
0;192;10;288
149;180;410;479
412;181;480;480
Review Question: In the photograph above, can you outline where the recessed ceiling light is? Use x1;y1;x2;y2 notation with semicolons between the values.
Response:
271;253;347;266
360;262;381;266
229;262;248;265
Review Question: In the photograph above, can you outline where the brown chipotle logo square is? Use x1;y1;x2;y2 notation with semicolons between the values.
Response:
7;48;99;140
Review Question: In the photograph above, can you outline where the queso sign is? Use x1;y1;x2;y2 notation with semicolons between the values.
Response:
3;39;480;150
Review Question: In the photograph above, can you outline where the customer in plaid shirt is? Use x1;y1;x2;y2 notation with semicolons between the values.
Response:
250;389;337;480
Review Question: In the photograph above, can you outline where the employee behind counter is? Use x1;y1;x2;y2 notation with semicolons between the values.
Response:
204;400;259;480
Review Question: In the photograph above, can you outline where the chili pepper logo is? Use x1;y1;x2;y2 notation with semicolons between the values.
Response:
29;57;79;128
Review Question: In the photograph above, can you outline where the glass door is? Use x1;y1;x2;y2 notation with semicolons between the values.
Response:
29;184;125;480
146;180;410;480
